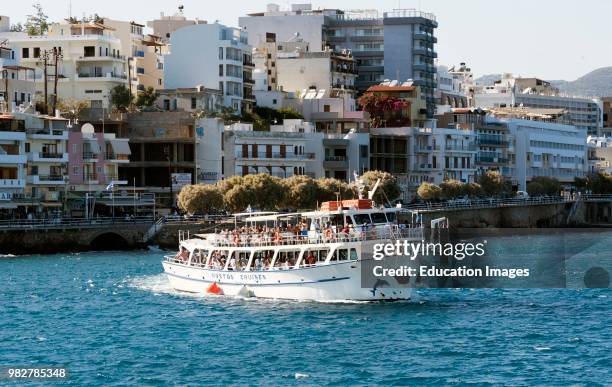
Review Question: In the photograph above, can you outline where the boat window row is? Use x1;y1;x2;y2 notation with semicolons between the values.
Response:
176;247;358;271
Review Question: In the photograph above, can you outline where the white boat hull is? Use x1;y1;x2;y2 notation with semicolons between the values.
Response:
163;260;412;301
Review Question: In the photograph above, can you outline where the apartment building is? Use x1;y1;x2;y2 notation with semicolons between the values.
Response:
118;112;197;195
484;107;588;190
437;108;513;181
0;110;72;216
602;97;612;137
102;19;167;91
163;23;253;113
474;74;602;135
0;43;36;111
435;63;471;112
239;3;438;116
0;112;27;214
67;123;131;192
223;121;314;178
8;21;128;109
275;49;357;108
19;112;69;209
147;11;207;44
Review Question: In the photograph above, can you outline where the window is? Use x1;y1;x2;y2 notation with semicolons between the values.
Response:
323;104;330;112
33;47;40;58
163;99;170;110
219;64;223;76
272;99;277;105
191;97;197;109
21;47;29;58
25;143;30;152
219;81;224;94
73;166;79;175
84;46;95;57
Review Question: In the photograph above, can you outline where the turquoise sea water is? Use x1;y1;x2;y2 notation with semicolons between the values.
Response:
0;248;610;385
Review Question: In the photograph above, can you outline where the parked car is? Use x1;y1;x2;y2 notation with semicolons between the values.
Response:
516;191;530;199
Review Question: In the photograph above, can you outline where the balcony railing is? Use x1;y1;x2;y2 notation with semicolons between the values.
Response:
83;173;98;181
39;152;65;159
105;152;130;161
325;156;346;162
34;174;65;181
83;152;98;159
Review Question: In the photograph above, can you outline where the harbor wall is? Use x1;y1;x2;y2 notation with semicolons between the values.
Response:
0;224;150;254
415;201;612;228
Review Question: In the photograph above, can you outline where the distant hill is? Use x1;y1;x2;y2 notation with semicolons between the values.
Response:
474;73;502;86
474;67;612;97
549;67;612;97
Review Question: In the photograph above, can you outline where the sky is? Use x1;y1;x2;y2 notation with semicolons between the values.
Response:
3;0;610;80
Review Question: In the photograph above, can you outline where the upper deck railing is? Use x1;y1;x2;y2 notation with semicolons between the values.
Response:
183;224;423;249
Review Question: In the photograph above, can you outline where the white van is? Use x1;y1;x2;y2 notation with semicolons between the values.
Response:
516;190;529;199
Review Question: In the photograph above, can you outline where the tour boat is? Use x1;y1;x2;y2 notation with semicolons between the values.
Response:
162;175;434;301
162;195;428;301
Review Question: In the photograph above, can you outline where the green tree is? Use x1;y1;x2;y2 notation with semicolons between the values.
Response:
359;170;401;203
10;23;24;32
417;182;441;201
135;87;159;108
316;178;356;203
110;85;133;112
57;98;89;121
177;184;223;214
464;182;483;198
440;179;465;200
281;175;319;209
25;3;49;36
477;170;511;197
527;177;561;197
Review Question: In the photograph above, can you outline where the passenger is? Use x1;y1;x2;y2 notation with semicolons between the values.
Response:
229;255;236;270
306;252;316;266
255;257;262;270
283;258;290;270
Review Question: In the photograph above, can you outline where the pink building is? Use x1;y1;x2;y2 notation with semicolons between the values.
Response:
68;125;131;191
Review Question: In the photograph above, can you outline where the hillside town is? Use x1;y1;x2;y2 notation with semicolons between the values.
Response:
0;3;611;219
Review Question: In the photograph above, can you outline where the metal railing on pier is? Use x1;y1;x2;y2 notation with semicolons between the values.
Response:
0;216;157;230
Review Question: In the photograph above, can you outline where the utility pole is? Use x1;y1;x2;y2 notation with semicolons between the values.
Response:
41;49;50;114
127;57;132;101
52;47;62;114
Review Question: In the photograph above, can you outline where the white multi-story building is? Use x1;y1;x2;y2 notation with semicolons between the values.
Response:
223;120;314;178
0;109;70;216
7;20;128;109
0;39;36;110
474;74;602;135
163;23;252;113
435;63;473;113
102;19;167;92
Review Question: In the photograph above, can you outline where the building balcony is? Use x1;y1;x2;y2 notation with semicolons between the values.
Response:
0;178;25;188
29;152;69;163
76;55;126;62
414;145;440;152
476;138;509;147
82;151;99;161
323;156;348;169
27;174;66;185
237;153;314;161
26;129;68;140
476;156;509;164
445;145;477;152
243;61;255;68
76;73;128;82
83;173;98;184
105;153;130;163
0;154;27;164
418;163;433;170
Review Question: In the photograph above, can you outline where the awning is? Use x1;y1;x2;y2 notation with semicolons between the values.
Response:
0;203;18;209
85;139;101;153
110;140;131;155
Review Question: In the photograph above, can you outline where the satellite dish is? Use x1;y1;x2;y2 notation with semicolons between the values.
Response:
81;123;95;133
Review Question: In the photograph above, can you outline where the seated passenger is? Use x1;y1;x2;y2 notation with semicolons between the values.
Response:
306;253;316;265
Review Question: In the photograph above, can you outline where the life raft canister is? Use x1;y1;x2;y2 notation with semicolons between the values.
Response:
207;282;223;295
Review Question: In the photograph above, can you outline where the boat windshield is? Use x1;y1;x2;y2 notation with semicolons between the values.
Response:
353;213;371;224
